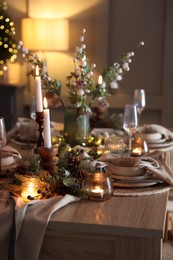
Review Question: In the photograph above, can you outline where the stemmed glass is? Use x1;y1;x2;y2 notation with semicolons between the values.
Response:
123;104;138;155
0;117;7;171
30;96;36;120
134;89;146;126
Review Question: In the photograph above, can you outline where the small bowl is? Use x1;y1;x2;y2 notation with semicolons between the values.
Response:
107;156;146;177
111;165;146;177
1;154;15;166
135;132;162;142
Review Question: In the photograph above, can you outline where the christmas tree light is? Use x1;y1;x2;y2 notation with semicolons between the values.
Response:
0;1;18;75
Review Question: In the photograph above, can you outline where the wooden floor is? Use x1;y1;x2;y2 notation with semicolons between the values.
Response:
163;189;173;260
163;242;173;260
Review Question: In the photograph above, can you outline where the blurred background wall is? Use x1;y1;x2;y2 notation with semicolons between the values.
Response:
1;0;173;127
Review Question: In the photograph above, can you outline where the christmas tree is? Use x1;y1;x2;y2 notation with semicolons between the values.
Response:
0;1;18;75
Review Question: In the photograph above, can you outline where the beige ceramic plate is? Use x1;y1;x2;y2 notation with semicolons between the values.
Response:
1;155;15;166
135;132;162;141
149;140;173;149
111;172;149;181
148;137;167;144
113;180;161;188
11;138;36;146
111;165;146;177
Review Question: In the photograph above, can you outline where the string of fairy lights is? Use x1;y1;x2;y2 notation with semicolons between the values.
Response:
0;1;18;75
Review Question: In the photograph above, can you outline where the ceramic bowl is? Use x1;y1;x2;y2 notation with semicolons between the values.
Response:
112;165;146;176
135;132;162;142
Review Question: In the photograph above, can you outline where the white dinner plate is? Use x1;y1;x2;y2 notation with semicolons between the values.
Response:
110;165;146;177
0;162;17;173
10;137;36;147
149;140;173;149
135;132;162;141
148;137;167;144
111;172;149;181
112;179;162;188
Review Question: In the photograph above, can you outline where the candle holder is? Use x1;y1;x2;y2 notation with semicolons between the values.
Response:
84;171;113;201
38;146;58;175
20;177;45;202
36;111;44;148
105;136;126;155
131;137;149;157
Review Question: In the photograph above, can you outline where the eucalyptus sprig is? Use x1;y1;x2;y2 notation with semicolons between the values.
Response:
17;41;61;96
66;28;144;114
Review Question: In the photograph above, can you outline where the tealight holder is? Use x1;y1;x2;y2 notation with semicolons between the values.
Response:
38;146;58;175
84;171;113;201
20;177;45;202
105;136;126;155
131;137;148;157
36;111;44;148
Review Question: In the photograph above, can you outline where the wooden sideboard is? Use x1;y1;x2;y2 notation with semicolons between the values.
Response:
0;83;25;131
39;191;169;260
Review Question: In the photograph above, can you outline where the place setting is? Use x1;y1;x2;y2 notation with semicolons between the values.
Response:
135;124;173;149
0;2;173;259
97;99;173;195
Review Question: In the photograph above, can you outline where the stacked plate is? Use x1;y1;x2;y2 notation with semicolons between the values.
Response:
135;131;173;149
111;157;163;188
0;146;21;173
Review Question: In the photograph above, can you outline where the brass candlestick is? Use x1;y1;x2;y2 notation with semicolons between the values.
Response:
38;146;58;175
36;112;44;148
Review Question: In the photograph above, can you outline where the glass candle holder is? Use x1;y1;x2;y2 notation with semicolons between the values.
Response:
105;135;125;155
20;177;45;202
84;172;113;201
131;137;148;157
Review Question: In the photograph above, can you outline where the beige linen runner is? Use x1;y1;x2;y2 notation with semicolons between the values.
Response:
0;191;79;260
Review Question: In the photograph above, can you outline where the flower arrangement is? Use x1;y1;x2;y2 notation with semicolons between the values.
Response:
16;28;144;113
66;28;138;114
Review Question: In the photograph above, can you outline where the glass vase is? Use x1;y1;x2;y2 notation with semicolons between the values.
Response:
64;110;90;145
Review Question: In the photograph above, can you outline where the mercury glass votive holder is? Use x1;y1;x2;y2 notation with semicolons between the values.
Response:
105;135;126;155
131;137;149;157
20;177;45;202
84;172;113;201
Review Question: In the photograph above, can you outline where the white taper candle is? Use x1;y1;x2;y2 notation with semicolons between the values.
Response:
35;65;43;112
43;97;51;148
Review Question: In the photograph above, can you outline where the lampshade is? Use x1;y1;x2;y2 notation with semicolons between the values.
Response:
21;18;69;51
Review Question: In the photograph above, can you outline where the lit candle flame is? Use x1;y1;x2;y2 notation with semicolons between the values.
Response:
35;65;39;76
43;97;48;109
98;75;103;84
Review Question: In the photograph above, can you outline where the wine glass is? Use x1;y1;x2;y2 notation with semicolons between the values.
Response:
134;89;146;125
123;104;138;155
0;117;7;171
30;96;36;120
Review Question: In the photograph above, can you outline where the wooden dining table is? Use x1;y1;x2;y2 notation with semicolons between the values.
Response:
5;138;172;260
39;190;169;260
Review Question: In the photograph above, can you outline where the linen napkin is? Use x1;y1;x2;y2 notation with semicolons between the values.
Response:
0;191;16;260
140;124;173;140
2;145;21;159
139;150;173;186
0;191;79;260
98;151;173;186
